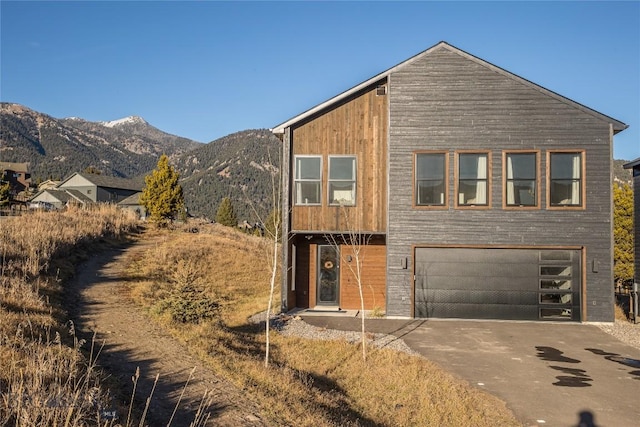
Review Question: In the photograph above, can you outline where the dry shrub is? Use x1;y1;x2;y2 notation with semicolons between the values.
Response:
0;205;138;426
614;303;628;321
126;225;520;427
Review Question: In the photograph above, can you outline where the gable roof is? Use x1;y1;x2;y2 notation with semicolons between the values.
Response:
31;189;92;204
57;172;142;191
271;41;627;134
118;192;142;206
0;162;29;172
623;157;640;169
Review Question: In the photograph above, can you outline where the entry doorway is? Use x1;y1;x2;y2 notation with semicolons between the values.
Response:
317;245;340;306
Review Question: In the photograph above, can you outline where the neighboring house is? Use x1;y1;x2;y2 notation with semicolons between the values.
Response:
30;188;92;210
57;172;141;203
117;191;146;218
623;158;640;289
30;172;142;209
1;162;31;198
38;179;61;191
272;41;627;322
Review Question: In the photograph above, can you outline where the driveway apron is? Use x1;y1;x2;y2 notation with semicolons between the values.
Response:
302;317;640;427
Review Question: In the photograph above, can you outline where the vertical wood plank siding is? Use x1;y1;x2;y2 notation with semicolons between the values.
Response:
387;48;615;321
290;84;388;233
339;244;387;310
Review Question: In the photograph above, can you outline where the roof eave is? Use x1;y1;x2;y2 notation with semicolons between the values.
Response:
623;157;640;169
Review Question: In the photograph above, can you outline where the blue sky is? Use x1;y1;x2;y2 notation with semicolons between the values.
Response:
1;1;638;159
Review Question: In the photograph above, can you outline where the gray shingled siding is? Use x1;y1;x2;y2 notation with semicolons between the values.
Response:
386;48;615;321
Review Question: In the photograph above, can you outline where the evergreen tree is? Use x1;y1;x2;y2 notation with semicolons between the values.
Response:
216;197;237;227
0;180;10;206
613;182;634;285
140;154;185;225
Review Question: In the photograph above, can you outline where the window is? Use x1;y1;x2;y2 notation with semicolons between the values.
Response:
549;152;583;207
457;152;489;206
505;152;538;207
328;156;356;205
294;156;321;205
415;152;447;206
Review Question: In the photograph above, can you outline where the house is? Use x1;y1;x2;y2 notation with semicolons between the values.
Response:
30;188;92;210
37;179;61;191
117;192;146;218
1;162;32;199
623;158;639;290
271;42;627;322
30;172;142;209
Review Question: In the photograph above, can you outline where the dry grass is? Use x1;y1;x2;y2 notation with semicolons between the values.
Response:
0;205;139;426
126;224;520;426
614;303;628;321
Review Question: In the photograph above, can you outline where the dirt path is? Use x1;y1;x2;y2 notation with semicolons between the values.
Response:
65;238;267;427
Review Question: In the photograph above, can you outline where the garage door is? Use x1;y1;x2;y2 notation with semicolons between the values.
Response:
414;248;581;321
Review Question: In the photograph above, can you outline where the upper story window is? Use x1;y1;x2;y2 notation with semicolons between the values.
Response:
505;152;538;207
549;151;584;208
456;152;489;207
415;152;447;207
328;156;356;206
294;156;321;205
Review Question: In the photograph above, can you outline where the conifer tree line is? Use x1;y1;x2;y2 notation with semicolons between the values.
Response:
614;182;634;286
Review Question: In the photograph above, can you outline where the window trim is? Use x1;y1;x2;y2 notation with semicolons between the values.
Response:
293;155;323;206
327;155;357;206
412;151;449;209
546;150;586;210
454;150;491;209
502;150;540;210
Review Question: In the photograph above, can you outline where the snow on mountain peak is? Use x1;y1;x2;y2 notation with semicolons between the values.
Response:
101;116;147;128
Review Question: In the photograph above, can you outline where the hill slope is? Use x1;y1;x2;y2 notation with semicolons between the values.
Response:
176;129;281;222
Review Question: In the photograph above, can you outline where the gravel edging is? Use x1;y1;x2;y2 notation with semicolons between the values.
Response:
249;313;420;356
595;320;640;351
252;312;640;356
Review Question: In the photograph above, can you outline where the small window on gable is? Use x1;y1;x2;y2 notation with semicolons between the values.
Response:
415;152;447;207
505;152;538;207
549;151;584;208
457;152;489;207
294;156;321;205
328;156;356;206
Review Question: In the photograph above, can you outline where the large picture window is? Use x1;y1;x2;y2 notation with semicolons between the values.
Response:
505;152;537;207
549;152;583;207
328;156;356;205
294;156;321;205
415;152;447;206
457;152;489;206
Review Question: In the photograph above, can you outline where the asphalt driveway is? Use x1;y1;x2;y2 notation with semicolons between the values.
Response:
301;316;640;427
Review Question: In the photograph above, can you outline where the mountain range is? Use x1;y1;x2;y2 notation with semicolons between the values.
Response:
0;102;632;221
0;103;280;221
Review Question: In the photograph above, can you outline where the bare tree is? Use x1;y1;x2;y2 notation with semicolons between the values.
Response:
243;150;281;367
325;205;372;361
